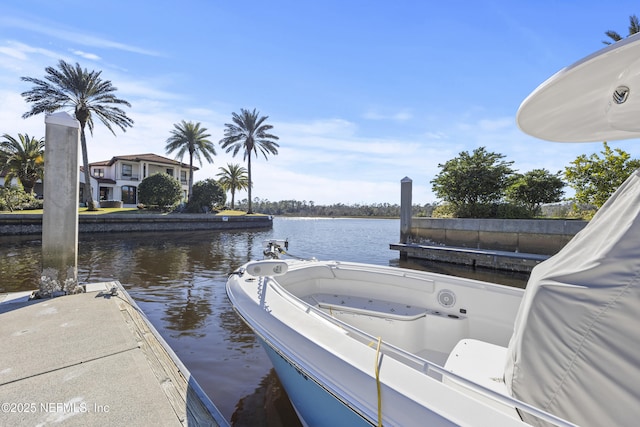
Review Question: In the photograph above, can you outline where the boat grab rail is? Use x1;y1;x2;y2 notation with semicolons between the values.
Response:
265;277;579;427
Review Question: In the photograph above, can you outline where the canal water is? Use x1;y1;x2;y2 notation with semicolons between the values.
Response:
0;217;529;426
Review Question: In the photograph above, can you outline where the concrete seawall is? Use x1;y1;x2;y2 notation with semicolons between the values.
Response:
0;213;273;236
392;217;588;273
408;217;587;255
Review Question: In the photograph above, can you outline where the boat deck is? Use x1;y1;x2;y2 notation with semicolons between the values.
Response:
302;291;519;418
300;292;467;366
303;293;427;319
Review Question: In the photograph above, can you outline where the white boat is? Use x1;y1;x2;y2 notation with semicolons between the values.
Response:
227;34;640;427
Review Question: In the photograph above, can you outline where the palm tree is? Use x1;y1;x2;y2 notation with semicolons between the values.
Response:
0;133;45;194
21;60;133;210
604;14;640;44
165;120;216;202
219;108;279;214
216;163;249;209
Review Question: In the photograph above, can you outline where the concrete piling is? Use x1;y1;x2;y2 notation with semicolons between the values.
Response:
39;112;81;296
400;177;412;260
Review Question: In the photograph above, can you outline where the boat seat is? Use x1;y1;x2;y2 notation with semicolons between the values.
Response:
444;339;520;418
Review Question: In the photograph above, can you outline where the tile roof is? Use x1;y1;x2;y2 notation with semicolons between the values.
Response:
89;153;199;170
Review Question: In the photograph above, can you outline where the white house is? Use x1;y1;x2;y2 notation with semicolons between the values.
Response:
87;153;198;207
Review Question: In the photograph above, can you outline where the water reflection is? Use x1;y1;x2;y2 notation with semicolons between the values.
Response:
232;369;303;427
0;218;529;425
1;235;42;291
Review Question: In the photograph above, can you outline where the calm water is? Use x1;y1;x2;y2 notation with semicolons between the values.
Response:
0;217;529;425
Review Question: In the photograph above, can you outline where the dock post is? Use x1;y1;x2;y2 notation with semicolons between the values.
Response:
39;112;81;297
400;177;412;260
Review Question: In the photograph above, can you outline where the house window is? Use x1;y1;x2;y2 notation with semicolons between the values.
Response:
99;187;110;201
180;170;187;184
122;164;132;178
121;185;137;204
166;168;174;177
94;168;104;178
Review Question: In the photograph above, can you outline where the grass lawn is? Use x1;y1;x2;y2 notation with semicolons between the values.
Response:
0;208;257;216
216;209;265;216
0;207;139;215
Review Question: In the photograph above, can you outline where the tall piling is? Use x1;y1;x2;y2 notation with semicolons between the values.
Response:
40;112;81;296
400;177;412;260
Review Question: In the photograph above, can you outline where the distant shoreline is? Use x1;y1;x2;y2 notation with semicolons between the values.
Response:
275;214;400;219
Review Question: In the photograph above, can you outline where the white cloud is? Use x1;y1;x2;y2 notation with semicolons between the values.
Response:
0;90;43;135
247;164;411;205
276;118;357;138
362;108;413;122
0;16;161;57
423;131;447;140
0;43;27;60
71;50;101;61
0;41;61;74
478;117;513;131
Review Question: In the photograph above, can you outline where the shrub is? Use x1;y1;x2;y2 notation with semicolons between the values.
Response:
0;186;41;211
138;173;183;210
432;203;457;218
491;203;533;219
186;179;226;213
431;147;515;207
99;200;123;208
432;202;533;219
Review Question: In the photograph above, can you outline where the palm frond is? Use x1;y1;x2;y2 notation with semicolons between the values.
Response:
21;59;133;205
218;108;280;212
165;120;216;202
629;14;640;35
0;133;45;193
603;15;640;45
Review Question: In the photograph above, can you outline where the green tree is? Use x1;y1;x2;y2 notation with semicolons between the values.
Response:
604;14;640;44
0;133;45;194
138;173;183;210
21;60;133;210
165;120;216;202
219;108;279;214
216;163;249;209
431;146;515;217
564;142;640;208
186;179;226;213
506;169;565;216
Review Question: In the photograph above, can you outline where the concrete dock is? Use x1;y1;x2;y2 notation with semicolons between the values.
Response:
0;282;228;427
390;242;549;273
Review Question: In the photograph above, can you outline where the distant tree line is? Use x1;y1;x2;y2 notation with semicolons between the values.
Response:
229;198;436;218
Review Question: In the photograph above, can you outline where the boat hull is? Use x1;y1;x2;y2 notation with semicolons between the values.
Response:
258;336;372;427
226;260;545;426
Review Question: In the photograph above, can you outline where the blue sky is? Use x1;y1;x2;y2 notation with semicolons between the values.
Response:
1;1;639;205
